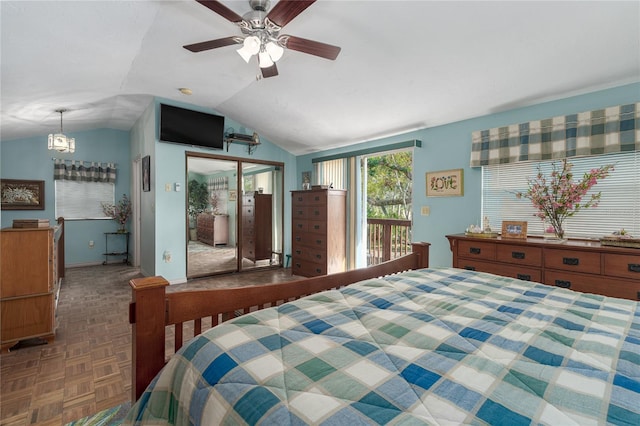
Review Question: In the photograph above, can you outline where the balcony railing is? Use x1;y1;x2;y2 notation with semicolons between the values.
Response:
367;218;412;265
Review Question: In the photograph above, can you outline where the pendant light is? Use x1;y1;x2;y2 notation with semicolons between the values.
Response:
48;109;75;153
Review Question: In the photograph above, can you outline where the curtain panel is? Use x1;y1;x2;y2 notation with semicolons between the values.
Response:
53;159;116;183
470;102;639;167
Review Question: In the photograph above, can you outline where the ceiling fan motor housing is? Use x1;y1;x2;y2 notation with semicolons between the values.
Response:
249;0;270;12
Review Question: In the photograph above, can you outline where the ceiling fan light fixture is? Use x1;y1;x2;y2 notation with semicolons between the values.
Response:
48;109;75;153
258;50;274;68
237;36;261;63
265;41;284;62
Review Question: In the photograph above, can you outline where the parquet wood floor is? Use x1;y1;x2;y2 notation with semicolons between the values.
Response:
0;264;296;425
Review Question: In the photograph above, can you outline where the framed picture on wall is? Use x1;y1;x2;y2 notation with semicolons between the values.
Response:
229;190;237;201
426;168;464;197
1;179;45;210
142;155;150;192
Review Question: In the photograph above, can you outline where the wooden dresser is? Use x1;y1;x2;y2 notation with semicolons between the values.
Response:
242;193;272;262
291;189;347;277
196;213;229;246
446;234;640;301
1;225;64;351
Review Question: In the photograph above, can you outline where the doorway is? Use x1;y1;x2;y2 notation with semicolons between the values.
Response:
186;153;284;278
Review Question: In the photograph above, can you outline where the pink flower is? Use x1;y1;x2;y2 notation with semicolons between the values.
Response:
515;159;613;236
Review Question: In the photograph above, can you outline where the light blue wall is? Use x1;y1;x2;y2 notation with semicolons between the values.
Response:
3;83;636;274
297;82;640;267
1;128;131;265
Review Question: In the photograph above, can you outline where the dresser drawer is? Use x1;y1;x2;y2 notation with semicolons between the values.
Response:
544;270;640;300
292;220;308;233
293;232;328;249
308;220;327;234
292;191;327;206
457;259;541;282
603;254;640;280
457;240;496;261
544;249;601;274
243;205;255;218
291;258;327;277
292;206;310;219
496;244;542;267
292;246;326;264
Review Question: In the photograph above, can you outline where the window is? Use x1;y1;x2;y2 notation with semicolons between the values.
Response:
482;151;639;238
55;180;115;219
314;158;346;189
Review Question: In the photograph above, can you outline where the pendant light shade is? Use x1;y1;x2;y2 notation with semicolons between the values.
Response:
48;109;75;153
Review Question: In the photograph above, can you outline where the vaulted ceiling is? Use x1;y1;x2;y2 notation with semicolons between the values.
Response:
1;1;638;155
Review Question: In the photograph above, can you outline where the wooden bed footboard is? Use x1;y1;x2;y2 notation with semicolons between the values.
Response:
129;242;430;401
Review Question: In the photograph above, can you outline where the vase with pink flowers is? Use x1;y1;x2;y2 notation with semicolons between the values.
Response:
515;159;614;241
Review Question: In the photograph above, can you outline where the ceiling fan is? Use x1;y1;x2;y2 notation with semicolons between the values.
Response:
184;0;341;79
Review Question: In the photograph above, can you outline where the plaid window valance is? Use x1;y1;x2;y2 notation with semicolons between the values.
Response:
470;102;639;167
53;159;117;183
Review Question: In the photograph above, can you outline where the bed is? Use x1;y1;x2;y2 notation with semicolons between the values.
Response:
124;243;639;425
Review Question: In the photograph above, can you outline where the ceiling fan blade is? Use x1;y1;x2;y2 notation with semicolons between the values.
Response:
266;0;316;28
195;0;243;22
261;63;279;79
183;36;241;52
281;35;341;60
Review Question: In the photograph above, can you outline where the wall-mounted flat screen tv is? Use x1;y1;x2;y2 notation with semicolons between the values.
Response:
159;104;225;150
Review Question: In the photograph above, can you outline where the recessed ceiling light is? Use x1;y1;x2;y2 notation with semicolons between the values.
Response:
179;88;192;95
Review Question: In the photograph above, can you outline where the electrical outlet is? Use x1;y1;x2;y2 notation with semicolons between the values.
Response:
165;183;172;192
421;206;430;216
89;240;94;248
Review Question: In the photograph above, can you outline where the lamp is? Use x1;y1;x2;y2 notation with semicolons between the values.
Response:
236;32;284;67
48;109;75;153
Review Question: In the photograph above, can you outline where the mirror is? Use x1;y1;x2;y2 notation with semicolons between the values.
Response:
186;153;283;278
187;156;238;277
239;161;283;271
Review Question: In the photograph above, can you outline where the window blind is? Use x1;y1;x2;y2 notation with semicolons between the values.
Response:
55;180;115;219
482;151;639;238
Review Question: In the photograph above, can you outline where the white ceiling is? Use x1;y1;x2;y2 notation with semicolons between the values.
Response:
1;1;638;155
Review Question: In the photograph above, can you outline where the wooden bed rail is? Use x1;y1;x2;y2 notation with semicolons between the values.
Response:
129;242;430;401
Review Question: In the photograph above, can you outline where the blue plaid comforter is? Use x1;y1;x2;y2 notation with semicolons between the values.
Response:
125;268;640;425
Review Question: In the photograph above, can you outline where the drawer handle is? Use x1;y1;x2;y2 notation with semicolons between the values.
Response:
313;225;320;230
295;250;301;255
628;264;640;273
297;224;303;229
562;257;579;266
469;247;481;255
316;268;322;273
247;209;252;214
295;237;301;242
314;211;320;216
464;266;476;271
295;263;301;268
297;210;304;215
517;274;531;281
512;252;525;260
314;197;320;201
296;197;303;202
316;240;322;245
555;279;571;289
315;254;322;259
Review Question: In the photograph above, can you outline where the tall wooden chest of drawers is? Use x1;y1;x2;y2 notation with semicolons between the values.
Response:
446;234;640;301
291;189;346;277
196;213;229;246
1;226;63;350
242;193;272;262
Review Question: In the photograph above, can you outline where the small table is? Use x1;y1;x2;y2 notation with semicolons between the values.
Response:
103;232;130;265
